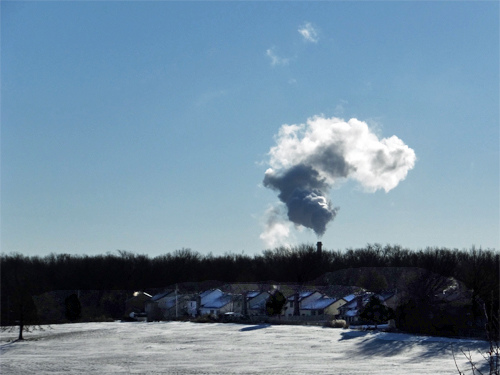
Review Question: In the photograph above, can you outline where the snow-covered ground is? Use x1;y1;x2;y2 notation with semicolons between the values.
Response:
0;321;490;374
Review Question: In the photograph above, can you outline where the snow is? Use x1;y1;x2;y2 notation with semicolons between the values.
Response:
0;321;490;374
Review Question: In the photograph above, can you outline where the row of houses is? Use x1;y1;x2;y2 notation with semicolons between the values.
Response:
127;287;397;324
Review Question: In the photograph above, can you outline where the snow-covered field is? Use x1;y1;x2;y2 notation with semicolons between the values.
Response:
0;321;490;374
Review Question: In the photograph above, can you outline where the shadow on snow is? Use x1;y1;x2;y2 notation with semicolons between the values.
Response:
339;330;489;360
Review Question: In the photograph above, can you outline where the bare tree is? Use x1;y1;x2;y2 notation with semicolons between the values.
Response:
454;302;499;375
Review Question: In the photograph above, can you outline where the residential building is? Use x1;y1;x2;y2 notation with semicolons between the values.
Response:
199;290;242;318
300;296;347;317
283;291;323;317
244;291;270;316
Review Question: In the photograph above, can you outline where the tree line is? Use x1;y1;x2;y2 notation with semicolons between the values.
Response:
1;244;498;336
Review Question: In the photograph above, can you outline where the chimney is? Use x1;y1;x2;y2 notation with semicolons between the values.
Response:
316;241;322;256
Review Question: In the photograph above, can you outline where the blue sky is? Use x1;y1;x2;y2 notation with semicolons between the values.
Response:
2;1;498;257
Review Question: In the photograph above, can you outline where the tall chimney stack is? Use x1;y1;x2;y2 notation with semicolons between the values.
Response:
316;241;322;256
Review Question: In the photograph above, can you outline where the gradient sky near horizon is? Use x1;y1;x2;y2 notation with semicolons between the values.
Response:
2;1;499;257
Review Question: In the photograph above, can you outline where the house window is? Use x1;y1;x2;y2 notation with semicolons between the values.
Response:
290;302;294;308
318;309;324;315
311;310;316;316
210;310;214;314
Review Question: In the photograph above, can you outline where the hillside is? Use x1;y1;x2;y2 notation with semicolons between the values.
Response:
0;321;490;374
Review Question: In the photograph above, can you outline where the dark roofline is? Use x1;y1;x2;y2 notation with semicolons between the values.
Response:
286;290;319;301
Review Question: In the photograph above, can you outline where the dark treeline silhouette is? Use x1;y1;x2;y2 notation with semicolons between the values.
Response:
1;244;498;336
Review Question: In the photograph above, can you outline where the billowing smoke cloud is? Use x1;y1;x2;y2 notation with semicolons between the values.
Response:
261;116;416;244
263;164;338;236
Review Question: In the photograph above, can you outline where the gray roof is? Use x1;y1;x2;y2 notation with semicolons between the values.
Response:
342;294;356;302
249;299;267;310
301;297;337;310
246;291;261;299
202;294;233;309
376;291;396;301
287;291;316;301
200;289;215;298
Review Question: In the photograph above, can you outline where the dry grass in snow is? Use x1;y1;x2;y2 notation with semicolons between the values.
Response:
0;321;490;374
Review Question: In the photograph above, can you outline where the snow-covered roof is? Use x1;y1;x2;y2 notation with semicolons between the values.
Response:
342;294;356;302
202;294;233;309
301;297;337;310
288;291;315;301
340;299;358;310
199;289;216;298
200;289;224;305
246;291;261;299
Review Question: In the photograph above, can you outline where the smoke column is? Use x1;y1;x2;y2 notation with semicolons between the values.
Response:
261;116;416;245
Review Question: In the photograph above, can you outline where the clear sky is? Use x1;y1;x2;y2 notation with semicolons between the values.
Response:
2;1;498;257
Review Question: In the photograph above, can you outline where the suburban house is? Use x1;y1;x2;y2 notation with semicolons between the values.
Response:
150;291;176;309
196;289;224;316
376;291;398;310
337;294;370;324
199;289;242;318
337;291;397;324
300;296;347;317
146;290;182;320
161;294;194;319
244;291;270;316
283;291;323;317
143;285;397;324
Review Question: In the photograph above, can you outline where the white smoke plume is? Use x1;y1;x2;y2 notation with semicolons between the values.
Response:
262;116;416;242
259;205;294;249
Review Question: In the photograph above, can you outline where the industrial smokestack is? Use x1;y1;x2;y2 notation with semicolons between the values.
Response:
316;241;322;256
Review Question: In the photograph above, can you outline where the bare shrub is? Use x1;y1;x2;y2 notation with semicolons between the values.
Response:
192;314;218;323
324;319;347;329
